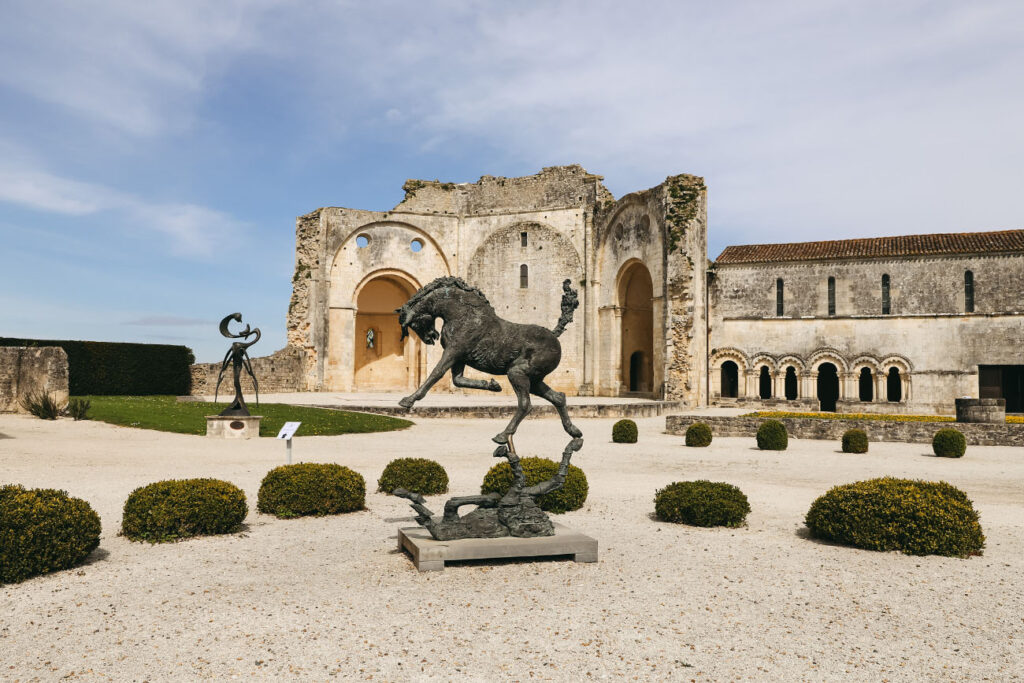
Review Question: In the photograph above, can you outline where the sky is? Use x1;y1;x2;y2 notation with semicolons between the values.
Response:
1;0;1022;362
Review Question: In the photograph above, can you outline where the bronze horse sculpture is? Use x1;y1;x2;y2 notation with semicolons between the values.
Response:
392;276;584;540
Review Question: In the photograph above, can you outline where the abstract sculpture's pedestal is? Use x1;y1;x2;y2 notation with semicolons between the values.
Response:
206;415;261;439
398;523;598;572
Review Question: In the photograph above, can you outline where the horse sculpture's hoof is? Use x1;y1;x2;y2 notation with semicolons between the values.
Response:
492;433;508;445
493;444;509;458
487;379;501;392
398;396;416;409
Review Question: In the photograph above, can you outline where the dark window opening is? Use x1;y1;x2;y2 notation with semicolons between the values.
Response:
886;367;902;402
828;277;836;316
759;366;772;400
980;365;1024;413
520;264;528;288
721;361;739;398
629;352;644;392
881;274;891;314
859;367;873;401
784;367;798;400
965;270;974;313
521;231;528;247
817;363;839;412
776;279;784;316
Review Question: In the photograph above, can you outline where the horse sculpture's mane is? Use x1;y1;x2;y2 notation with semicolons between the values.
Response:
404;276;491;309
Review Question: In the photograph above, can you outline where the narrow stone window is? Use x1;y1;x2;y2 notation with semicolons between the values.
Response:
759;366;772;400
887;367;902;402
965;270;974;313
881;274;891;314
827;277;836;316
521;231;528;247
859;367;873;401
520;264;528;289
776;279;784;316
784;367;798;400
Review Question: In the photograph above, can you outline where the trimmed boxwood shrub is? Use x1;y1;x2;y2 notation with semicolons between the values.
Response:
685;422;713;447
756;419;788;450
841;428;869;454
377;458;449;495
654;481;750;527
805;477;984;557
0;485;102;583
612;419;638;443
121;479;247;543
933;428;967;458
0;337;194;395
480;457;588;513
257;463;366;518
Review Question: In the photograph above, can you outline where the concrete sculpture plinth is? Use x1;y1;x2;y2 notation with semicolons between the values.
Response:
398;523;597;571
206;415;261;439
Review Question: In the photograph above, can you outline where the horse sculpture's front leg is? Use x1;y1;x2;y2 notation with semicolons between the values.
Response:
451;363;501;393
399;350;458;409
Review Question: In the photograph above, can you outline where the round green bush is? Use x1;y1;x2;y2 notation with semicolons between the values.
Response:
841;428;869;454
612;419;638;443
377;458;449;495
0;484;101;583
480;457;588;513
756;419;788;450
805;477;984;557
121;479;247;543
654;481;750;527
933;428;967;458
257;463;365;518
685;422;713;447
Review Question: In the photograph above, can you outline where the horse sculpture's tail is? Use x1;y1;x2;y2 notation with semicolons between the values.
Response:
552;279;580;338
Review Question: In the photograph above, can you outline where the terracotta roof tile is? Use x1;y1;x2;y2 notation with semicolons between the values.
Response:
715;229;1024;264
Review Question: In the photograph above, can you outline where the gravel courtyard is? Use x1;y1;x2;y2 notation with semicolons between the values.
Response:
1;413;1022;681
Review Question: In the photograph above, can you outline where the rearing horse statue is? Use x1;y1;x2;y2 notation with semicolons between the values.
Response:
396;276;582;447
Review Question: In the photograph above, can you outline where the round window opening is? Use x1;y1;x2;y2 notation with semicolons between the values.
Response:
355;234;370;248
410;239;423;252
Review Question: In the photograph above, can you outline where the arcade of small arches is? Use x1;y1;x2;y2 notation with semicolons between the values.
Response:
710;348;912;412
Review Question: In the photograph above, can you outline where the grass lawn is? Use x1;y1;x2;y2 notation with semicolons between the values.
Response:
78;396;412;437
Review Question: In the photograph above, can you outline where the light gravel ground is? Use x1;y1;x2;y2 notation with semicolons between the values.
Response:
1;413;1022;681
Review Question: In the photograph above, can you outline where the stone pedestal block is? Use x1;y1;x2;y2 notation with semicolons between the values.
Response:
956;398;1005;423
206;415;261;439
398;523;598;571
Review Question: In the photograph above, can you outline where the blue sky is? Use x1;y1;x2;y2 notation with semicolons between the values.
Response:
2;1;1022;362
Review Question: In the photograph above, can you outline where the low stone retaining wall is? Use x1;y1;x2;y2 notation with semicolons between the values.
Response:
321;400;684;420
666;414;1024;447
0;346;69;413
190;347;306;396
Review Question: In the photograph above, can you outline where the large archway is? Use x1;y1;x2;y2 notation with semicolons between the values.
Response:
619;262;654;394
353;274;419;391
817;363;840;412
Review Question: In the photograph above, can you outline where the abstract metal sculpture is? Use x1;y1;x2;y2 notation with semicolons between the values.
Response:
393;277;582;540
214;313;260;417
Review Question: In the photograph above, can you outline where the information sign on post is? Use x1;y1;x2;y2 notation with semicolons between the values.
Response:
276;422;301;463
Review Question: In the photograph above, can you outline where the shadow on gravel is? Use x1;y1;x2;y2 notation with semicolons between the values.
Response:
0;432;12;439
382;515;418;523
81;548;111;566
795;526;851;549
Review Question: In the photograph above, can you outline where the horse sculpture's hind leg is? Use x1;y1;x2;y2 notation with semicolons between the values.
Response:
531;380;582;438
451;362;501;393
493;365;531;444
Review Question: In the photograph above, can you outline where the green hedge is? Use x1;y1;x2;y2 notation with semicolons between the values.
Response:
933;428;967;458
377;458;449;495
805;477;984;557
685;422;713;447
0;337;194;395
756;420;788;451
612;419;638;443
121;479;247;543
1;485;102;583
654;481;750;527
257;463;366;518
481;457;588;513
841;428;869;454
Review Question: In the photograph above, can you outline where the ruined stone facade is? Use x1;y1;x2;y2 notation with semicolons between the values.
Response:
282;165;708;403
709;232;1024;414
0;346;69;413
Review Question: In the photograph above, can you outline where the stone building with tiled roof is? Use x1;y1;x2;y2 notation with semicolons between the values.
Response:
709;229;1024;414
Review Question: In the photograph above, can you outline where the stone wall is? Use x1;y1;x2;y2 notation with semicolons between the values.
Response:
666;414;1024;447
190;346;306;397
0;346;69;413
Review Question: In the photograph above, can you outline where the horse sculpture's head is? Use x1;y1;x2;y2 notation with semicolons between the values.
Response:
396;304;439;345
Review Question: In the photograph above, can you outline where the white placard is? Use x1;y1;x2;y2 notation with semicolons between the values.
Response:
277;421;301;440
